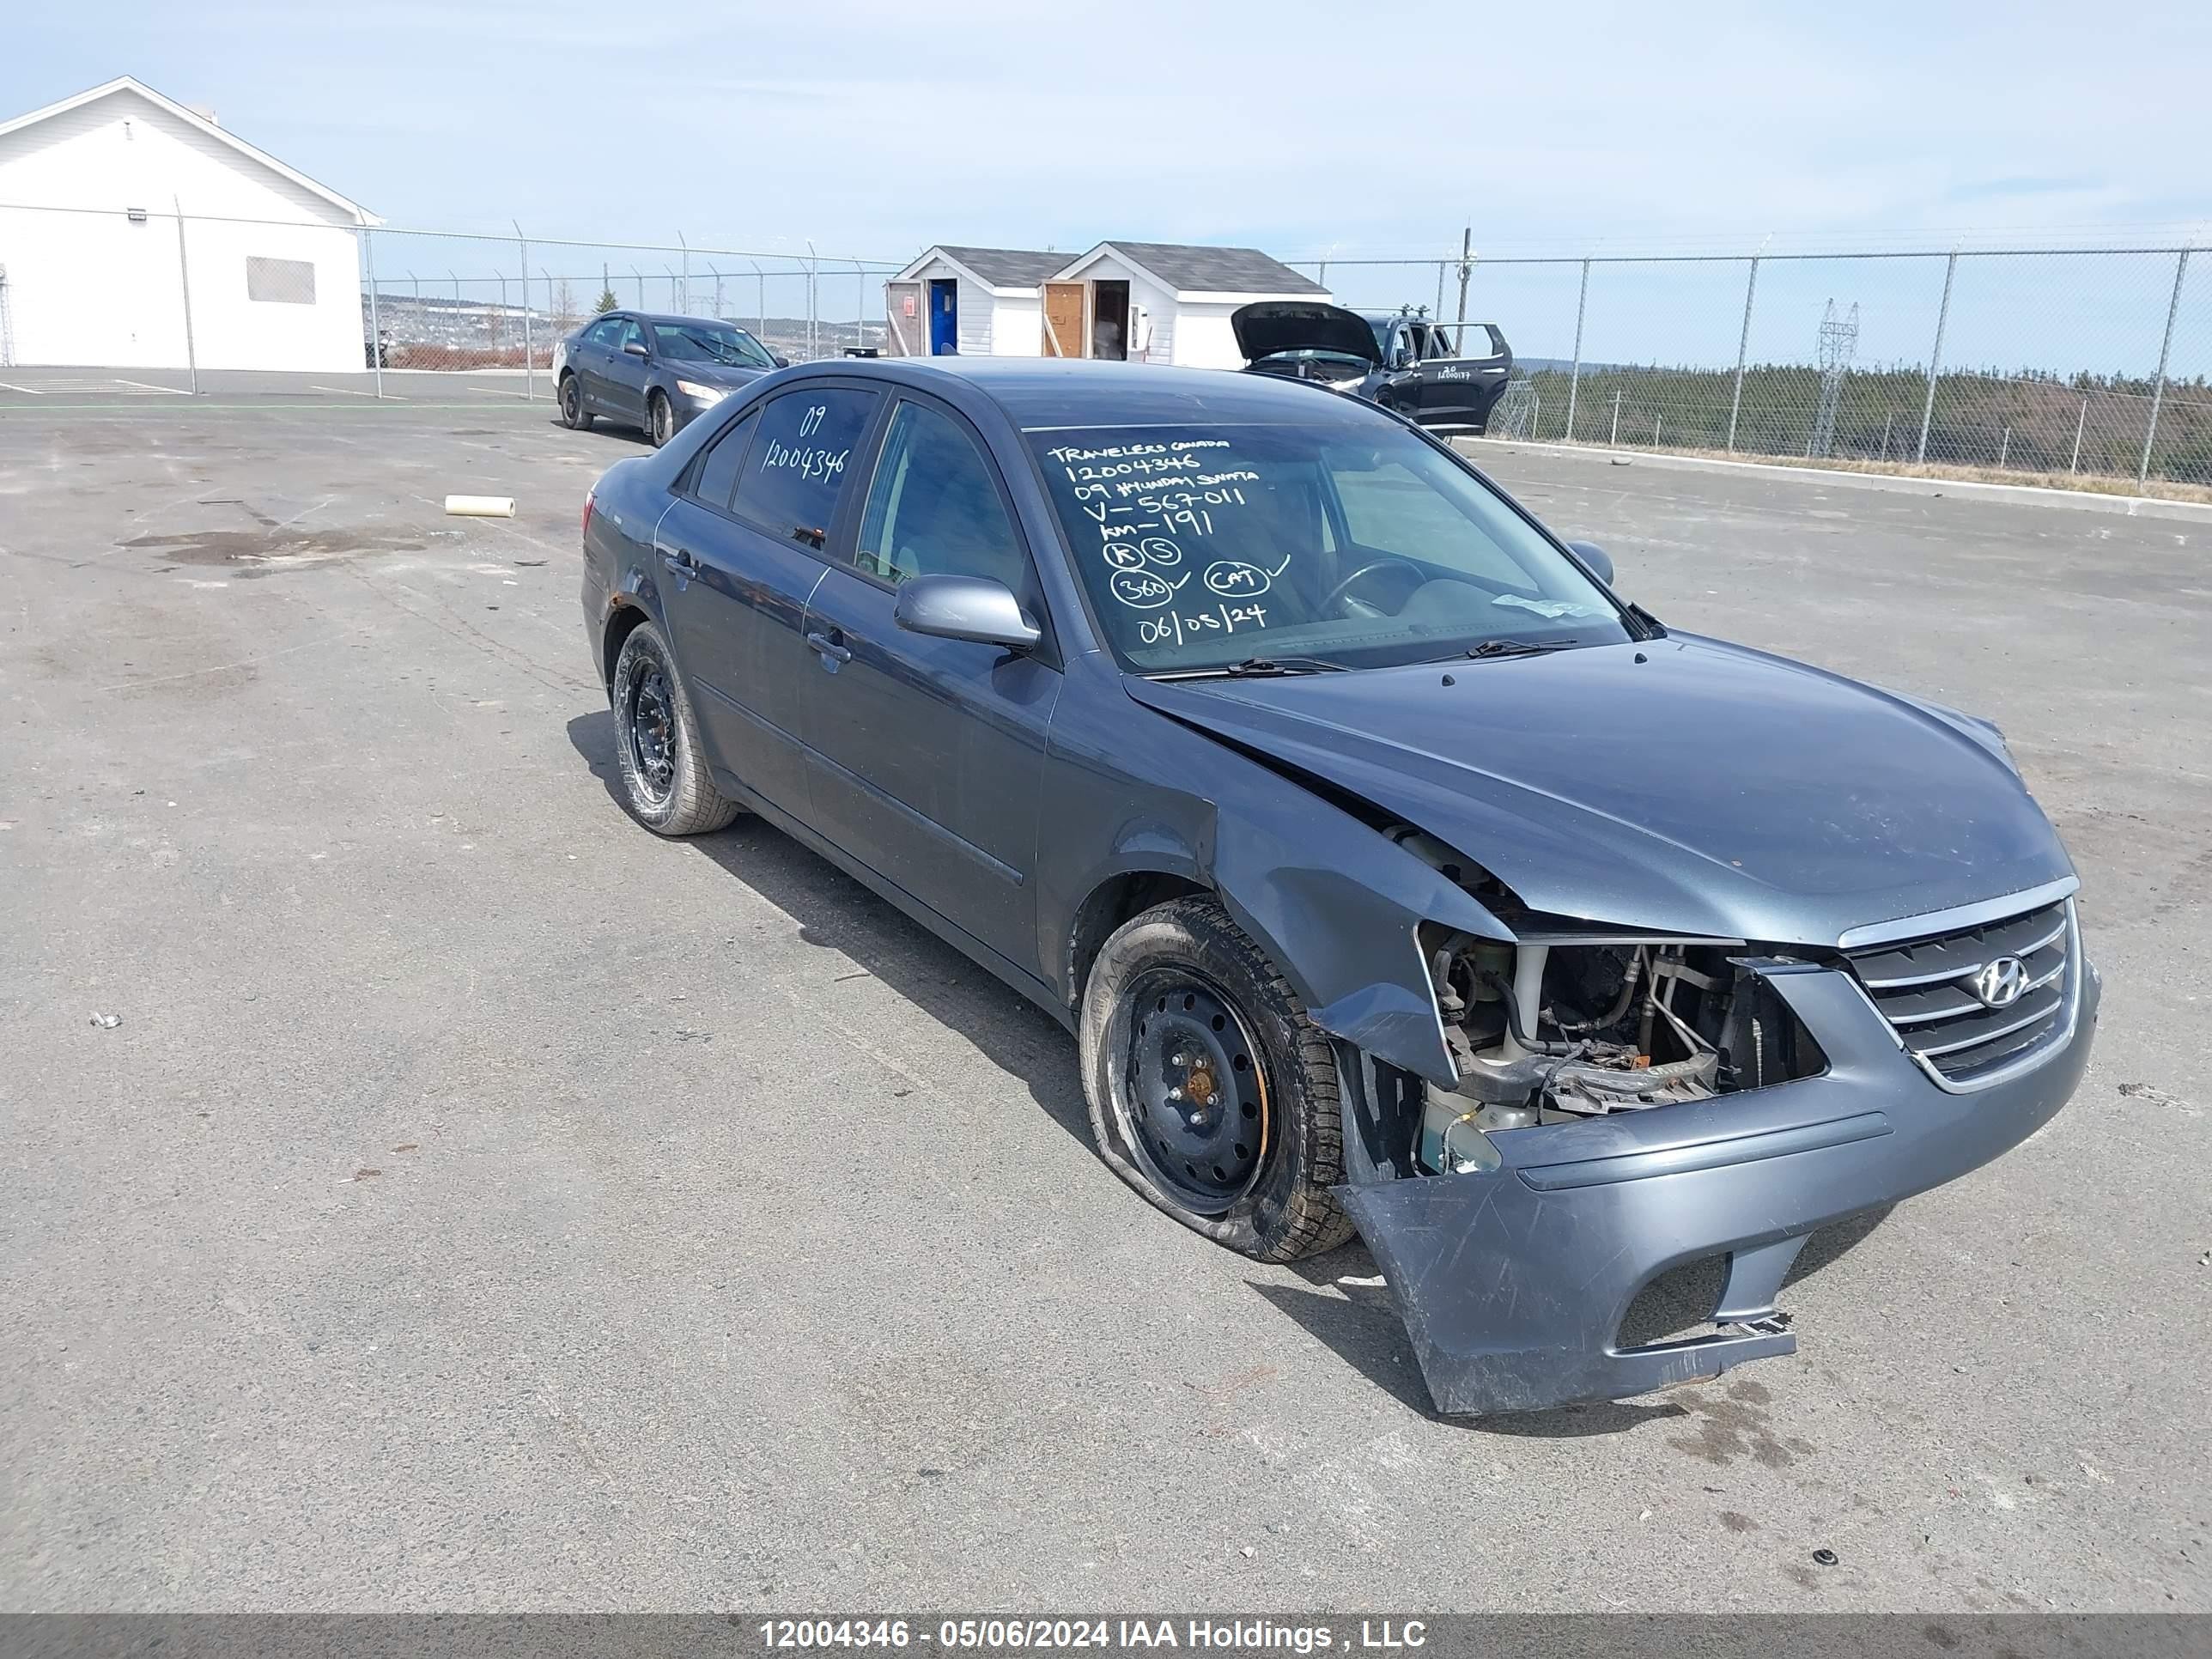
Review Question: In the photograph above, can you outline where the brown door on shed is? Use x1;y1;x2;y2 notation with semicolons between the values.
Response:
1042;283;1085;356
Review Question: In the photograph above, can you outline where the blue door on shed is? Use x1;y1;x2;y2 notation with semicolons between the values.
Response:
927;279;958;355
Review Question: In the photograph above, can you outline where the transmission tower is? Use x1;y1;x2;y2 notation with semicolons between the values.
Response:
1809;300;1860;459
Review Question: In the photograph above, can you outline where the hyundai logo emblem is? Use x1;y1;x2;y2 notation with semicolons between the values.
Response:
1972;956;2030;1009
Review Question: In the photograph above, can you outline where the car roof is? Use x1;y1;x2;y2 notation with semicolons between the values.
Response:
636;313;751;330
788;356;1392;429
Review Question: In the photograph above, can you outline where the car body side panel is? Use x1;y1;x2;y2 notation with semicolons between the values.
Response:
1032;655;1509;1081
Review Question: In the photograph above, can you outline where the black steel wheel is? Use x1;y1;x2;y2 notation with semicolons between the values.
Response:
558;372;592;429
607;620;740;836
1080;896;1353;1261
647;391;674;447
1120;971;1270;1214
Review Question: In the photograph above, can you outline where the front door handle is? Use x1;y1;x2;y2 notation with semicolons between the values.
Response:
805;630;852;665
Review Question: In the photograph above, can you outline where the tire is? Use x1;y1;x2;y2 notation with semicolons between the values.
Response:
607;621;740;836
647;390;674;448
1079;896;1353;1262
558;373;592;429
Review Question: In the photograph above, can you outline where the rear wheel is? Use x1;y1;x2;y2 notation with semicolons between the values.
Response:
1079;896;1353;1262
647;390;674;448
609;621;739;836
557;373;592;429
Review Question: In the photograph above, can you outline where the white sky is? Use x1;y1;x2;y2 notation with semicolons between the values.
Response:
4;0;2209;262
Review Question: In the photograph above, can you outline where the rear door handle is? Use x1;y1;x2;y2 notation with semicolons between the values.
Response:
661;545;699;578
805;630;852;664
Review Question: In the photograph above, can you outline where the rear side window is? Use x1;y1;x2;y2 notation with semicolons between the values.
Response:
732;388;879;550
689;406;760;511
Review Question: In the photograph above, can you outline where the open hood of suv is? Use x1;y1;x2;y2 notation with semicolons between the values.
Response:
1128;635;2075;945
1231;301;1382;367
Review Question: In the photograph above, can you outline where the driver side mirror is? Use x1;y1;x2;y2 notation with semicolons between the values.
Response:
622;340;649;358
1565;539;1614;586
893;573;1041;652
772;355;791;368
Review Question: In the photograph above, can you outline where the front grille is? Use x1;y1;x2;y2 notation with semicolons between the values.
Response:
1845;897;2071;1084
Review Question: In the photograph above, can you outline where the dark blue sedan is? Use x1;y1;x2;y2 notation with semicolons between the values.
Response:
579;358;2096;1414
556;312;781;447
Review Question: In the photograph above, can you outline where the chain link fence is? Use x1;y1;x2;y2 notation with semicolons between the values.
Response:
5;196;2207;495
1302;244;2210;495
0;200;900;398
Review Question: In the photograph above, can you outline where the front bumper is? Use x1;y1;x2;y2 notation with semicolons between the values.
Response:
1336;946;2100;1415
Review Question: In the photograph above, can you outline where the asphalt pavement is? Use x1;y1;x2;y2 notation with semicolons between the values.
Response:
2;388;2206;1612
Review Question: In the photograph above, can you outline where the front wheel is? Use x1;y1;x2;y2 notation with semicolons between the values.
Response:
647;391;674;448
608;621;740;836
1079;896;1353;1262
557;373;592;429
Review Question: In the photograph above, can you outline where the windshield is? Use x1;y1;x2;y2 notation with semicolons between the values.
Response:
1026;418;1631;673
653;323;775;368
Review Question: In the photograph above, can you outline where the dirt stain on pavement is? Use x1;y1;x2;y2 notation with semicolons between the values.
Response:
1667;1376;1815;1468
122;526;425;574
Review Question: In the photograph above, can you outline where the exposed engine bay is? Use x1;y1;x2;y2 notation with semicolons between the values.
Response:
1391;828;1825;1176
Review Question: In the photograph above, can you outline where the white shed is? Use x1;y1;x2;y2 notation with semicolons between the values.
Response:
886;240;1329;368
0;76;379;372
884;246;1067;359
1042;241;1329;368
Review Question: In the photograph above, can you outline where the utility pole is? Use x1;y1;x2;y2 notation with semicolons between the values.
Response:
1455;225;1473;340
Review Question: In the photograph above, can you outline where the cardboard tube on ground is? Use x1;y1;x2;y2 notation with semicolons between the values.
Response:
445;495;516;518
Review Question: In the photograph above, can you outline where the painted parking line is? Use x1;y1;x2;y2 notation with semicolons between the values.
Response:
0;381;46;394
112;380;193;395
312;385;405;398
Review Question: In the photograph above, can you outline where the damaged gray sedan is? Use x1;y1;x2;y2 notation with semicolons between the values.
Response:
580;356;2099;1415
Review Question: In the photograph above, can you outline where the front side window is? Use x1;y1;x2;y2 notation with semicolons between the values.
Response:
1025;415;1631;673
585;317;623;347
616;319;647;354
651;321;775;369
854;402;1026;589
730;387;879;550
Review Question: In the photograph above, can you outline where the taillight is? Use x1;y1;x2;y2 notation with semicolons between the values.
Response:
581;489;595;540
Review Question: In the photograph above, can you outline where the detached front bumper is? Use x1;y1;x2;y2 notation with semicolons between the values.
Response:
1336;945;2100;1416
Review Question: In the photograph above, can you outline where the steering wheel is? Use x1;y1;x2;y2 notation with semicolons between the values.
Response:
1319;556;1425;617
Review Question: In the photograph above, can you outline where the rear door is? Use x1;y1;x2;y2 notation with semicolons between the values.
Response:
604;317;653;423
654;385;881;813
797;395;1060;977
574;315;623;410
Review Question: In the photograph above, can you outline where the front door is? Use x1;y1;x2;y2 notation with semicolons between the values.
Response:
656;386;880;812
1089;280;1129;360
798;396;1060;976
927;279;958;355
1042;283;1085;357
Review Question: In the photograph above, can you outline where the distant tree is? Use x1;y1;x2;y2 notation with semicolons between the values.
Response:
594;289;619;313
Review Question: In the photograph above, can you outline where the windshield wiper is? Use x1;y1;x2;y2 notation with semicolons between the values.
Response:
1462;636;1582;660
1154;655;1351;680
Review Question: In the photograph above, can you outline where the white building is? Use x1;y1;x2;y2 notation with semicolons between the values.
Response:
0;76;378;371
886;240;1328;368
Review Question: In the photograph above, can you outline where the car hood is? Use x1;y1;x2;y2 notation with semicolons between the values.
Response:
671;361;772;389
1127;636;2074;945
1231;301;1383;368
